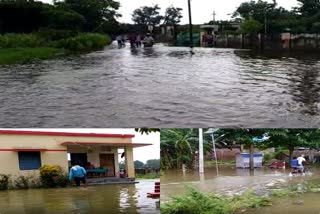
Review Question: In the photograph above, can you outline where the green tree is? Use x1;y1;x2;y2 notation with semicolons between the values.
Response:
132;4;163;26
233;0;295;33
135;128;160;135
145;159;160;168
214;129;268;170
240;19;263;35
41;6;85;31
134;160;145;168
266;129;320;161
163;6;183;25
295;0;320;17
57;0;121;32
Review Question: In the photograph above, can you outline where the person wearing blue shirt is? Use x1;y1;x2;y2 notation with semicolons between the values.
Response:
69;164;87;187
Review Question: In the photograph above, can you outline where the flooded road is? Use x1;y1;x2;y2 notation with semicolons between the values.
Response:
1;43;320;127
161;167;320;213
0;179;159;214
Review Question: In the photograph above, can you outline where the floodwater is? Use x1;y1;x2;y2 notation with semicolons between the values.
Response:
0;179;159;214
1;43;320;127
161;166;320;213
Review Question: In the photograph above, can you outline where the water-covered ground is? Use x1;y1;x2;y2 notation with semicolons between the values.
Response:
0;179;159;214
161;166;320;213
1;43;320;127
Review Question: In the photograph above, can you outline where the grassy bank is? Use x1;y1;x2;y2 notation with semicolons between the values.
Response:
0;32;111;65
0;47;65;65
161;183;320;214
161;188;271;214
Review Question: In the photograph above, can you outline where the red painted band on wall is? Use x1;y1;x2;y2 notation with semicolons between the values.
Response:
0;149;67;152
0;130;135;138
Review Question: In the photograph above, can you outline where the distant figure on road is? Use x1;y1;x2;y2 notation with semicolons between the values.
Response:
136;34;142;47
116;35;123;48
129;34;137;48
143;33;154;47
69;164;87;187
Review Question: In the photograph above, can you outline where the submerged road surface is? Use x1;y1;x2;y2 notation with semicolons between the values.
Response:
1;43;320;127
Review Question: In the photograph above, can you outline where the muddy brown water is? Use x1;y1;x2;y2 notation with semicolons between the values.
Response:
161;166;320;213
0;179;159;214
1;43;320;127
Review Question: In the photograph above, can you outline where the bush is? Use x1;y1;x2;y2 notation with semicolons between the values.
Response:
14;175;30;189
55;33;111;51
0;174;10;190
263;153;275;164
55;172;70;188
39;165;69;188
36;28;79;41
161;188;272;214
0;34;43;48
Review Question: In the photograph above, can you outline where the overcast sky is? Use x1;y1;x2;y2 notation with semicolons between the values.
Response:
9;128;160;163
41;0;298;24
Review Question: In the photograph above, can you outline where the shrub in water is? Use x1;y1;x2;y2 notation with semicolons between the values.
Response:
0;174;10;190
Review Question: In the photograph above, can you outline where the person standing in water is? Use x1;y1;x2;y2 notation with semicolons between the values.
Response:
143;33;154;47
297;154;307;173
136;34;142;47
116;35;123;48
69;163;87;187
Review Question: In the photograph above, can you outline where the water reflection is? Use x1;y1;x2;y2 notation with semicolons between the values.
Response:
0;180;159;214
1;44;320;127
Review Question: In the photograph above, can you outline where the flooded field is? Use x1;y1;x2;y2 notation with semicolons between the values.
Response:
161;166;320;213
1;43;320;127
0;179;159;214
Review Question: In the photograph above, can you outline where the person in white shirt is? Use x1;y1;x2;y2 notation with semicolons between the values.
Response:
297;154;307;173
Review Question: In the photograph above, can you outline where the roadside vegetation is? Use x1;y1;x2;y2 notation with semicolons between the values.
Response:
0;0;117;65
161;183;320;214
0;165;70;190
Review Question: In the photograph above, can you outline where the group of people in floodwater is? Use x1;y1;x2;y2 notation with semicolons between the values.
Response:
116;33;154;48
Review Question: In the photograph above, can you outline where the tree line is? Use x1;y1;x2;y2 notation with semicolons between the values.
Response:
0;1;183;35
160;128;320;170
233;0;320;35
119;159;160;169
0;0;121;33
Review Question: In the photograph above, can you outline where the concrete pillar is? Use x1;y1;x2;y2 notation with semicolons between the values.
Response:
199;128;204;173
125;146;135;178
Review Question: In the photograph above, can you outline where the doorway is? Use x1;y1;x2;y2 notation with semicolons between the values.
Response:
70;153;87;167
99;154;115;177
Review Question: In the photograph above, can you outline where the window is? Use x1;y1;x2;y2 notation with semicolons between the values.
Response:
18;152;41;170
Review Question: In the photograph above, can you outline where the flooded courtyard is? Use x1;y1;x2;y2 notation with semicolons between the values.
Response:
1;43;320;127
161;166;320;213
0;179;159;214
